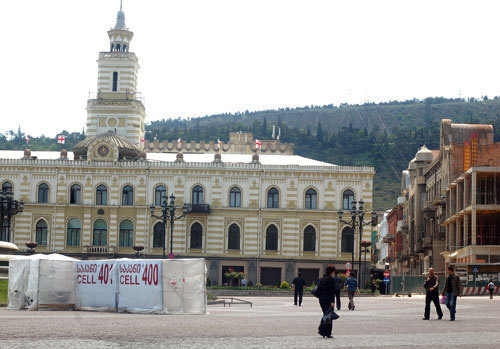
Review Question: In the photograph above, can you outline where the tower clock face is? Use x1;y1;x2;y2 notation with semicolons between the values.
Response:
98;145;109;157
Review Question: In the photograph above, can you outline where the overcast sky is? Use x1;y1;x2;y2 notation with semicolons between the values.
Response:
1;0;500;137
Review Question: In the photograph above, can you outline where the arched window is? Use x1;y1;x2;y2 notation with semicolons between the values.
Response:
96;185;107;205
341;226;354;253
229;186;241;207
2;181;12;193
265;224;278;251
67;218;81;246
192;185;204;205
70;184;81;204
190;222;203;249
342;189;355;210
154;185;166;206
267;187;279;208
305;188;317;209
122;185;134;206
119;219;134;247
38;183;49;203
35;220;48;246
303;225;316;252
228;223;240;250
93;219;107;246
153;222;164;248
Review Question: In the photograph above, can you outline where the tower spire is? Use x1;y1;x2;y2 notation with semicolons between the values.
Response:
114;0;126;30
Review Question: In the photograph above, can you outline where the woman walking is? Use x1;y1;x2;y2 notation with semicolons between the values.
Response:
317;265;336;339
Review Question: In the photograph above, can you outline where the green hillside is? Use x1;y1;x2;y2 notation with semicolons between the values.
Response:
3;97;500;211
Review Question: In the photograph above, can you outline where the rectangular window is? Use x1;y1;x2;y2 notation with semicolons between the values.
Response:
67;228;80;246
112;71;118;91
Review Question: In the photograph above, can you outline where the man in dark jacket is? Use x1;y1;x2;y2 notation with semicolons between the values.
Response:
423;267;443;320
317;265;336;338
442;266;462;321
333;271;342;310
292;272;306;306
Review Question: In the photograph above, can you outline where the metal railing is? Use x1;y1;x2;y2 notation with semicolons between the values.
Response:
207;297;252;307
84;245;115;254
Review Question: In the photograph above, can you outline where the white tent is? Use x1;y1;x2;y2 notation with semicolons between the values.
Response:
75;258;207;314
8;253;77;310
9;255;206;314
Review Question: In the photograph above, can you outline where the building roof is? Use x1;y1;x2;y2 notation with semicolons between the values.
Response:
73;132;141;160
0;150;336;167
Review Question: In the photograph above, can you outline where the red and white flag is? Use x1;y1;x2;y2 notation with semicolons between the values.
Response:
255;139;262;149
57;135;65;144
217;139;222;149
25;136;30;144
177;138;181;144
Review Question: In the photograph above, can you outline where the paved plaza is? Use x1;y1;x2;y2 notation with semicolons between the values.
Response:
0;295;499;348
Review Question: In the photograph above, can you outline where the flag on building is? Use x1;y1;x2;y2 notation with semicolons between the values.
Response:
25;136;30;144
57;135;65;144
255;139;262;149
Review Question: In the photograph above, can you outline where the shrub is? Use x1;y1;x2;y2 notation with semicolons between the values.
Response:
255;283;262;288
206;275;212;287
279;281;290;290
247;280;253;287
304;282;315;292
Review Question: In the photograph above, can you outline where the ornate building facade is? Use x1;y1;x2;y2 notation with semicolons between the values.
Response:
0;6;375;286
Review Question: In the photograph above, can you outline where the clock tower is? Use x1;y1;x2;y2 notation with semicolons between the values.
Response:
86;2;146;149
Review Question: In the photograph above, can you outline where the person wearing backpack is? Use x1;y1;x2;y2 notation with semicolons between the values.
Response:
345;272;359;310
488;279;495;299
317;265;337;339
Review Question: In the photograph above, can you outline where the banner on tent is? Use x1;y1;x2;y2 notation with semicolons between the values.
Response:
75;260;117;310
118;260;163;313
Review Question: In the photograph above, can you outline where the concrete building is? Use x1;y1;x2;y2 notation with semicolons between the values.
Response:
392;119;500;276
0;5;375;287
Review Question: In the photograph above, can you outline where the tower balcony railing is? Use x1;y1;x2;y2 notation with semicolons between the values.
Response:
88;91;144;103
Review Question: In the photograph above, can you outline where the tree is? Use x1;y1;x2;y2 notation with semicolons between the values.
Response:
316;121;323;143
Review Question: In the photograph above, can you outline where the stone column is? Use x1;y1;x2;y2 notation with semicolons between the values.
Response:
471;170;477;245
208;259;219;286
248;259;257;285
463;214;469;247
455;218;461;250
285;261;296;284
449;222;456;251
464;174;469;208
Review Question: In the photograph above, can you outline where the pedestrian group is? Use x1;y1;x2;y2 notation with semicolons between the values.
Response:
290;264;498;340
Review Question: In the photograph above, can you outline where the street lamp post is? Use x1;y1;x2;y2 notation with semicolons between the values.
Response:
0;189;24;242
360;240;372;286
149;194;190;259
338;198;377;286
